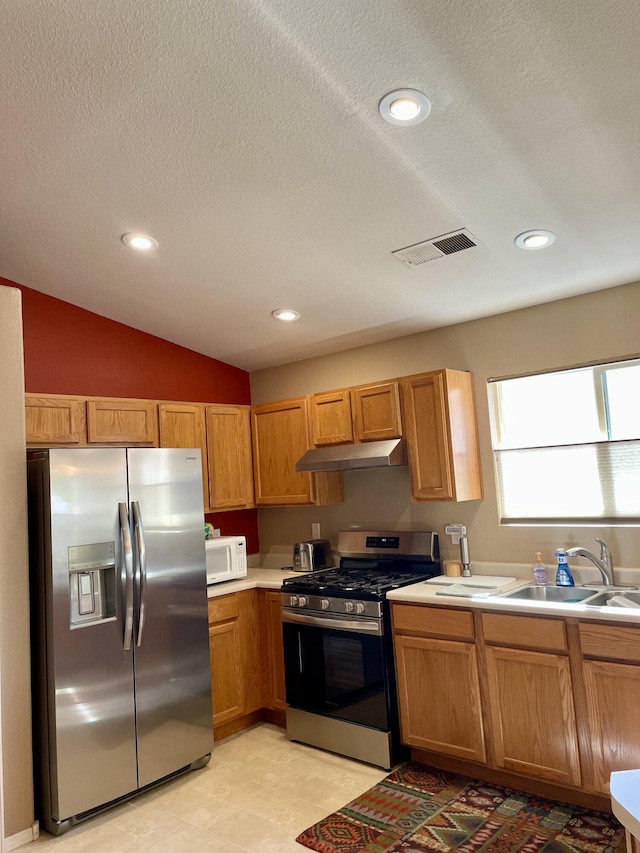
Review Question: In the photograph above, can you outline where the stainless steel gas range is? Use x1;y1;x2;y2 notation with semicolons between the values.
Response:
280;529;440;769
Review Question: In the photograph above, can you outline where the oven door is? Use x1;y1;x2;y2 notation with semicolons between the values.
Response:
282;609;390;731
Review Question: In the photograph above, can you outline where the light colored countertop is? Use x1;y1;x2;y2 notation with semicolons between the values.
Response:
206;556;640;624
387;565;640;624
611;770;640;841
207;566;299;598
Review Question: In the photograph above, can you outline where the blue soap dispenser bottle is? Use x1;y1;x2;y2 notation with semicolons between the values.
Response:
554;548;575;587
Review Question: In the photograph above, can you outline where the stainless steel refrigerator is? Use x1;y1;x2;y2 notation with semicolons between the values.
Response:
27;447;214;835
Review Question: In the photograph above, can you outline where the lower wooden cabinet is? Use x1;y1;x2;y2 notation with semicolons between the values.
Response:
484;645;581;786
394;633;486;763
208;588;287;734
208;590;261;729
578;621;640;793
261;590;287;712
582;659;640;793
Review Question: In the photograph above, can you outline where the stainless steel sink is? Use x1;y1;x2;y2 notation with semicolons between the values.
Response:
501;585;595;603
584;590;640;608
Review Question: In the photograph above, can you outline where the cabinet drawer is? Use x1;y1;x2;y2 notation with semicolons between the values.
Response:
208;594;239;624
482;612;567;652
392;604;474;640
579;622;640;663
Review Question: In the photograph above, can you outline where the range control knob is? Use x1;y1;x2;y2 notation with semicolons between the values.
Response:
321;599;330;610
289;595;298;607
298;596;308;608
355;602;366;615
344;601;354;613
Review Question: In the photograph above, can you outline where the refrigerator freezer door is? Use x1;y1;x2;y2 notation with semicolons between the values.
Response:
42;449;139;823
127;448;213;787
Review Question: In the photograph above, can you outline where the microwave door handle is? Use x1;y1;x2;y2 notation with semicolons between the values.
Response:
118;502;134;651
132;501;147;646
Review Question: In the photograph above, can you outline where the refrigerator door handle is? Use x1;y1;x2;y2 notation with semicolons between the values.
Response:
118;502;135;651
132;501;147;647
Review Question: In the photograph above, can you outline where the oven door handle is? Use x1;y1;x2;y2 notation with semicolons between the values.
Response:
282;609;383;635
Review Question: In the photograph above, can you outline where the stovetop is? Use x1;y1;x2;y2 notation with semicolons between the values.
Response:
282;566;436;598
281;530;441;616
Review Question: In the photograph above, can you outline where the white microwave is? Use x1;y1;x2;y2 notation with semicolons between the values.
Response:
205;535;248;585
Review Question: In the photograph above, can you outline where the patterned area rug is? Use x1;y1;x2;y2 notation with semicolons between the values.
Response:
296;762;625;852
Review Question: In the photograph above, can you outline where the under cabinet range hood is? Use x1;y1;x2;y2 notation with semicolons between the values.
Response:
295;438;407;472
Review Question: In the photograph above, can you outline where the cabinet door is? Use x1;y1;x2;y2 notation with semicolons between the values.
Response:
401;372;452;499
208;591;261;729
159;403;209;509
209;620;243;727
582;659;640;793
394;634;486;763
206;405;255;510
401;370;482;502
351;382;402;441
484;646;581;786
310;390;353;446
264;591;287;711
25;395;86;445
251;398;314;505
86;399;158;445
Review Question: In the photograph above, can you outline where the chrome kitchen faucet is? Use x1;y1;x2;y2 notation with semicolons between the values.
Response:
566;538;613;586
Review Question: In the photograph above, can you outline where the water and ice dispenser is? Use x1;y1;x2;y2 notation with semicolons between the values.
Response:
68;541;117;628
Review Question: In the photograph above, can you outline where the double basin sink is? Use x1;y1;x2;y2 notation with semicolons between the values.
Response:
499;585;640;609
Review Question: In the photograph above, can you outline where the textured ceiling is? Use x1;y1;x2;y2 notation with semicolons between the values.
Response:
2;0;640;370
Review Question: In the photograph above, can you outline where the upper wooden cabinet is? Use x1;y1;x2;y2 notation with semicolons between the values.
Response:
351;381;402;441
158;402;254;512
251;397;344;506
310;381;402;446
87;399;158;445
206;405;254;511
25;395;86;445
310;389;354;446
401;369;483;502
158;403;209;508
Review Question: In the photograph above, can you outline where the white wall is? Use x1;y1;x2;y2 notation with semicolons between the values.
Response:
250;280;640;571
0;286;34;840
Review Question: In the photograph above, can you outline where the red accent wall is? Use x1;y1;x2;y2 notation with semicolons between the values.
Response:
6;277;259;552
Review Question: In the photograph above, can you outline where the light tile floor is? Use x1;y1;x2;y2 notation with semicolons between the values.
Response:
34;724;388;851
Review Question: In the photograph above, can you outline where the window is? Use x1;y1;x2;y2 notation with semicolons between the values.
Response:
488;358;640;525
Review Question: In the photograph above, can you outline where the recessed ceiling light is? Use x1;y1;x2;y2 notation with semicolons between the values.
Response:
378;89;431;126
514;230;556;250
121;232;158;251
271;308;300;322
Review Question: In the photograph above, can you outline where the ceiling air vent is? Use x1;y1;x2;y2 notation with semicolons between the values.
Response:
392;229;480;267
